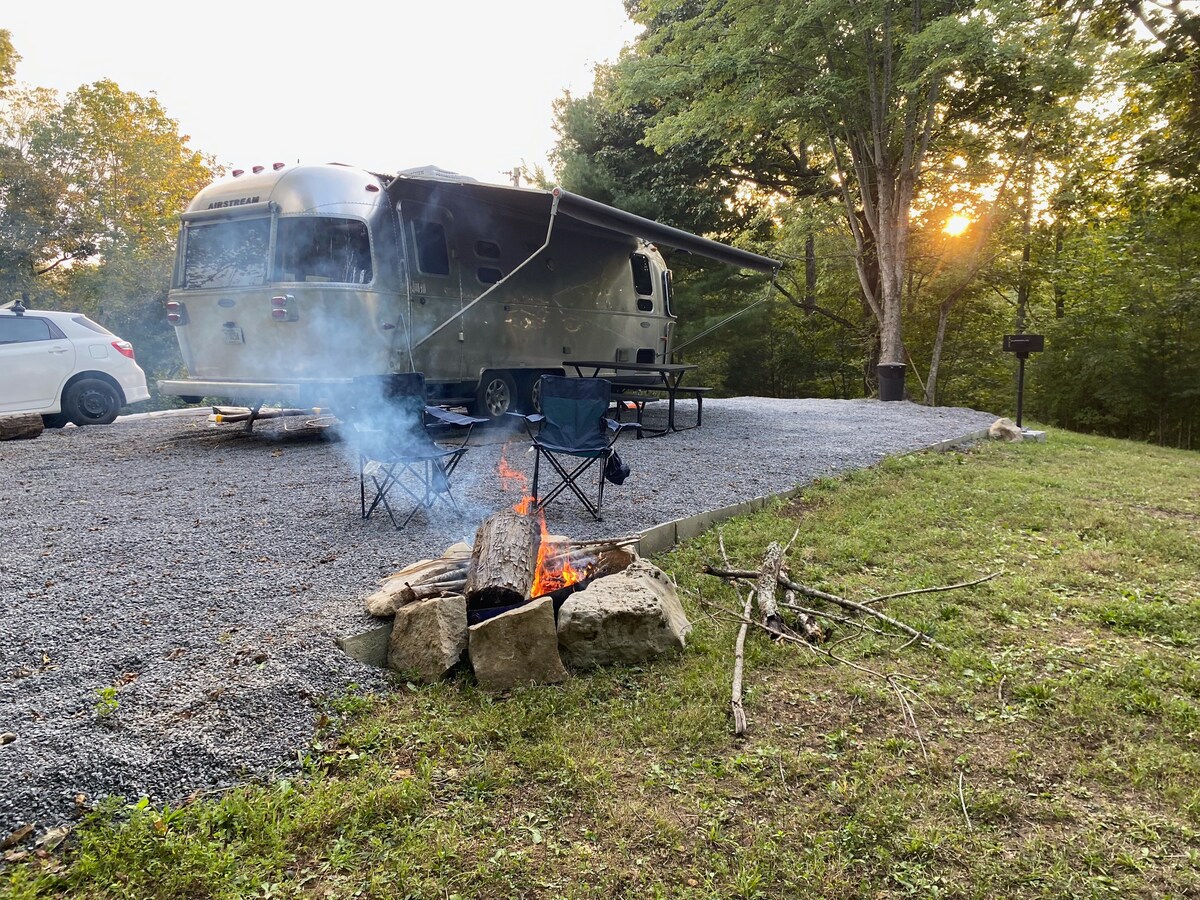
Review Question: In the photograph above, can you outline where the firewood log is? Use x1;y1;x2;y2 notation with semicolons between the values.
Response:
0;414;44;441
465;509;541;609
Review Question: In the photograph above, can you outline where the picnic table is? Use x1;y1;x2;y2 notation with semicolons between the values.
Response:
562;360;710;435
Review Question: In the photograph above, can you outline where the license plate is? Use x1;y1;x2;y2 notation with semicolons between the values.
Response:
222;325;244;344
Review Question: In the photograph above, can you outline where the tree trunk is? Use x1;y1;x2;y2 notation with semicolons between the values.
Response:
924;301;952;406
464;509;541;609
0;414;44;441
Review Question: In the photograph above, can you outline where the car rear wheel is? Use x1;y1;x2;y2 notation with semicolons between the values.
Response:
63;378;122;426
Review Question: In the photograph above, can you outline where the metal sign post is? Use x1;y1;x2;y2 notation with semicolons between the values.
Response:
1002;334;1044;428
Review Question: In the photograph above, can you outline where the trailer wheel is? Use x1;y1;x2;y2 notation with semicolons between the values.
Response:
474;371;517;419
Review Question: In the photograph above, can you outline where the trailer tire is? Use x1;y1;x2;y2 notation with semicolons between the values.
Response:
474;371;517;420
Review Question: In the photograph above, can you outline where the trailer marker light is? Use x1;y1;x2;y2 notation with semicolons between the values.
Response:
252;165;264;174
366;184;380;192
165;300;186;325
273;162;285;170
271;308;289;321
232;169;244;177
271;295;288;308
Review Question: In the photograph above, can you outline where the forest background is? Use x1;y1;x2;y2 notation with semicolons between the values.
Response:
1;0;1197;448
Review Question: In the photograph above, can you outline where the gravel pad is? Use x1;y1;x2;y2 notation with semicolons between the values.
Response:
0;397;997;831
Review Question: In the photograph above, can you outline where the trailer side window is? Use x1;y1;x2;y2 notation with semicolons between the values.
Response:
662;269;674;318
412;221;451;276
475;240;501;260
182;218;271;289
477;267;503;285
631;253;654;311
275;217;372;285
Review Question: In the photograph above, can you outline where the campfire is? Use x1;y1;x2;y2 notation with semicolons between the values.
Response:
497;444;594;601
358;443;690;691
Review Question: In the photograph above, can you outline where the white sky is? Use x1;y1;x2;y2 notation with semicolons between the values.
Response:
4;1;641;185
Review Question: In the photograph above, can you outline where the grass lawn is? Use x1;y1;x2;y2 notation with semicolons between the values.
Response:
3;427;1198;899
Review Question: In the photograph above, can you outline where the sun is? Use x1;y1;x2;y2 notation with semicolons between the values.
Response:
943;214;971;237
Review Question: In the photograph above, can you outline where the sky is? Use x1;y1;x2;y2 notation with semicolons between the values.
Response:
4;1;642;185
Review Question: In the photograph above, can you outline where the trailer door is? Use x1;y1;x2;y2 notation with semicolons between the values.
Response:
398;202;463;380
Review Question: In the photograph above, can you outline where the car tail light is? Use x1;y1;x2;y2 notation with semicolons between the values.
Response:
112;341;136;360
166;300;188;326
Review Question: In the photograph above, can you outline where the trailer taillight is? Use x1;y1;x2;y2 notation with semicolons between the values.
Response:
112;341;135;360
166;300;188;326
270;295;297;322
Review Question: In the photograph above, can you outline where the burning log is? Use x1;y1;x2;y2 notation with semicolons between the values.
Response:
464;509;541;610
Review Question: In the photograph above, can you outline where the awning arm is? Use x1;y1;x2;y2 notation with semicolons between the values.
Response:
670;274;781;357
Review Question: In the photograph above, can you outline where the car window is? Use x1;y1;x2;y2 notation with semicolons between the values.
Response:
71;315;114;336
0;316;55;344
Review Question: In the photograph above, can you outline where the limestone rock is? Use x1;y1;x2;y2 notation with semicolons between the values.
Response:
988;417;1023;442
386;594;467;682
468;596;567;691
557;560;691;670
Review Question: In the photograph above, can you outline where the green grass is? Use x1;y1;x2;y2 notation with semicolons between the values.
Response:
4;429;1199;898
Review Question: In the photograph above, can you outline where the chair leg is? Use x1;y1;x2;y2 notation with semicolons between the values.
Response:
534;451;604;521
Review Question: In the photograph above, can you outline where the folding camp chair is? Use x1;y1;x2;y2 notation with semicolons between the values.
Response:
509;375;640;521
349;373;483;529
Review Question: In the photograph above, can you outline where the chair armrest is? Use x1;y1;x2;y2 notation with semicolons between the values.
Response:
605;418;641;437
426;405;488;427
508;411;544;425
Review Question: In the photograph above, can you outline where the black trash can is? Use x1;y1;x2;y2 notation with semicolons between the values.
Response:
877;363;906;401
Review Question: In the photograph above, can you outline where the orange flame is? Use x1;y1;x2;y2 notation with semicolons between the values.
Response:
497;442;596;597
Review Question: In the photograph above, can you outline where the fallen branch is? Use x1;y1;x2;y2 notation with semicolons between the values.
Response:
755;542;787;640
720;529;752;737
703;565;949;652
859;572;1001;605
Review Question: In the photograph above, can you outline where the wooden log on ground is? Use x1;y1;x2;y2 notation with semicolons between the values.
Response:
754;542;786;640
0;414;44;441
465;509;541;609
731;589;754;736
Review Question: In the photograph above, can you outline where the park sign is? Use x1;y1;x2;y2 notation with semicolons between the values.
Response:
1003;333;1045;356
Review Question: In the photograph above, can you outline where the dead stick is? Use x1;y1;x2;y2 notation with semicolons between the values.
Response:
400;579;467;604
719;529;751;737
704;566;947;652
859;572;1002;605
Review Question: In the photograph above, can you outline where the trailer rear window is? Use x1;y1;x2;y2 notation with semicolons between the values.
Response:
182;218;271;289
276;217;372;285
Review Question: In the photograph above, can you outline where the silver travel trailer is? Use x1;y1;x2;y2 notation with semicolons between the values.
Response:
158;163;778;417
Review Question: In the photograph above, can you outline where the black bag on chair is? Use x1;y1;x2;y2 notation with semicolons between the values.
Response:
604;450;630;485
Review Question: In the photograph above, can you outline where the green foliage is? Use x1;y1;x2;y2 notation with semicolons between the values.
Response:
0;58;217;402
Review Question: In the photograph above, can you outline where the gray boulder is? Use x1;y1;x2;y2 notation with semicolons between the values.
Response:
468;596;568;691
387;594;468;682
557;560;691;670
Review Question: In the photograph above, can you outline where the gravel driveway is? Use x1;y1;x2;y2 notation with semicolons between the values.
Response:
0;397;998;832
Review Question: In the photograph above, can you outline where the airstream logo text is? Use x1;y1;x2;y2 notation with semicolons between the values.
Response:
207;196;260;209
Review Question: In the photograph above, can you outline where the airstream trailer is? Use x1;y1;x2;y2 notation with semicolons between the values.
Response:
157;163;778;417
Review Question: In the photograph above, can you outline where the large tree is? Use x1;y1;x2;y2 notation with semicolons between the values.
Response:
613;0;1093;377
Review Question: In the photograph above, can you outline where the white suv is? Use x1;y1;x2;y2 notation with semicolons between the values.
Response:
0;302;151;426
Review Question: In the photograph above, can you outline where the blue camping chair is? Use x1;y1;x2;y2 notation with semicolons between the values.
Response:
510;375;640;521
349;373;483;529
